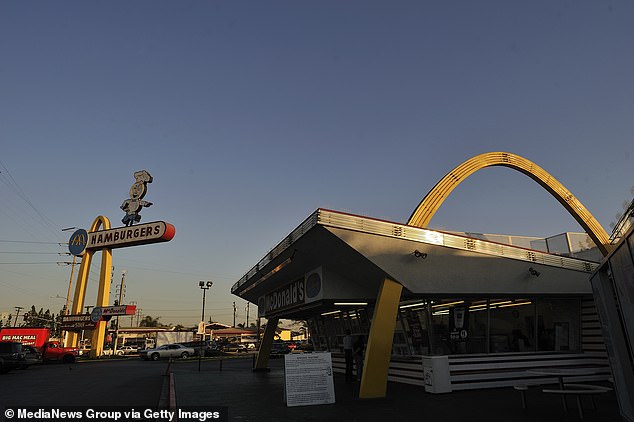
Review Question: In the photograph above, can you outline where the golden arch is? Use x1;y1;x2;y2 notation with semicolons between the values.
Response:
407;151;611;256
64;216;113;357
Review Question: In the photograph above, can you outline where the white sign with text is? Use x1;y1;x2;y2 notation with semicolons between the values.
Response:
284;352;335;407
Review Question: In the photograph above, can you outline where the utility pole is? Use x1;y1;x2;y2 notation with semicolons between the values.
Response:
61;226;79;317
113;271;127;351
60;255;78;347
198;281;213;372
245;302;250;328
233;302;236;327
64;255;78;315
13;306;24;327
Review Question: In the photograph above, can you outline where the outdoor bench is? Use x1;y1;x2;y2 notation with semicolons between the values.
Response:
542;385;611;419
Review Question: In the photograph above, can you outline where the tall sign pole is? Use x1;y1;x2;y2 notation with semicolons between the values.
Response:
64;170;175;358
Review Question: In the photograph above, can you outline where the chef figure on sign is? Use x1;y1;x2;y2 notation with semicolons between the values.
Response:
121;170;153;226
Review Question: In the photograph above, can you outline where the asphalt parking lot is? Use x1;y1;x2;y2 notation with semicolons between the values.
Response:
170;357;622;422
0;356;623;422
0;358;165;407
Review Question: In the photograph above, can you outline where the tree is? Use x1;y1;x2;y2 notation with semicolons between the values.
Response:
139;315;162;327
609;185;634;239
17;305;65;337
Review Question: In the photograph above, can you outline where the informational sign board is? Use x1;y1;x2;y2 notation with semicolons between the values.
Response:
284;352;335;407
100;305;137;316
60;305;137;331
60;314;97;330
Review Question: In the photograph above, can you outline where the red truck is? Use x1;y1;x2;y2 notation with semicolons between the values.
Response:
0;328;79;363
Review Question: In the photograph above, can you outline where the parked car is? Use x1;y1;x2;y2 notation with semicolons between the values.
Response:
20;345;43;368
222;343;248;353
139;344;195;361
180;340;220;356
0;341;26;373
269;342;291;356
294;341;314;352
116;345;138;355
102;345;115;356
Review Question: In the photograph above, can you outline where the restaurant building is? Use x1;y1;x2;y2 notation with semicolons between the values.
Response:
231;152;614;399
232;209;610;396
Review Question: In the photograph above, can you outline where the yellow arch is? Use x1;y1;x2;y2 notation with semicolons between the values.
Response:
407;152;612;256
65;216;113;357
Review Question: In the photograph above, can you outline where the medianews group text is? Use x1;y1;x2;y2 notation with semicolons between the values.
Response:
2;407;227;422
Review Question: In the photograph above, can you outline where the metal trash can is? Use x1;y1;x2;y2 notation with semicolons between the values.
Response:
422;355;452;393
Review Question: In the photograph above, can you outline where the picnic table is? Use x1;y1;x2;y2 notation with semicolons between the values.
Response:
524;368;611;419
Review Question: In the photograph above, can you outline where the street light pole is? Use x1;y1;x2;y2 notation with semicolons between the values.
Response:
201;287;207;323
198;280;213;372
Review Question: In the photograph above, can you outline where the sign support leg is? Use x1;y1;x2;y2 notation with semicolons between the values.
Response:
254;317;279;371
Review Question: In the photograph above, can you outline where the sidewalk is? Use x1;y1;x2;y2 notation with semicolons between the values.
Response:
168;356;622;422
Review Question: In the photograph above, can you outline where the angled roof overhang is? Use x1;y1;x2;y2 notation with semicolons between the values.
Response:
232;209;599;318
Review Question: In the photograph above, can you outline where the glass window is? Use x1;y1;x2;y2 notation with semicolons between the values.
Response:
546;234;570;255
313;297;583;356
392;312;410;355
428;299;470;355
398;306;431;355
489;299;535;353
609;243;634;356
568;233;596;253
536;299;580;352
313;307;372;353
466;300;488;354
530;239;548;252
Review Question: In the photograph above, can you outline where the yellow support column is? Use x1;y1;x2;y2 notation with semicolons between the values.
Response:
359;278;403;399
89;248;113;358
64;251;93;348
254;317;279;371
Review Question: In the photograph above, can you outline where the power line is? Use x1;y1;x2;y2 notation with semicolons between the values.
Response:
0;262;69;265
113;262;238;280
0;252;69;254
0;240;64;244
0;160;62;239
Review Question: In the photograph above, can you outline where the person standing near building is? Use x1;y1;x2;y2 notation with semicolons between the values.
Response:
343;329;354;382
353;335;365;381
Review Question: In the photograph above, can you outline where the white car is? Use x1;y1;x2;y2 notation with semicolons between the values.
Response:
116;345;138;355
139;344;195;361
101;346;115;356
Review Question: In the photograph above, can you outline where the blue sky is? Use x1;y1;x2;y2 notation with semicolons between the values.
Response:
1;1;632;326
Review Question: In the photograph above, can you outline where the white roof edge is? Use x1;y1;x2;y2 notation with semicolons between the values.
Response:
231;209;600;294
